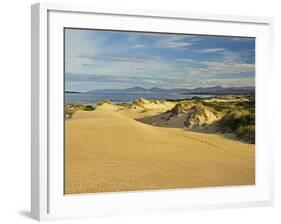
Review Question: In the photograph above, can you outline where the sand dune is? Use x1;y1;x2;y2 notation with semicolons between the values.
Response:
65;104;255;194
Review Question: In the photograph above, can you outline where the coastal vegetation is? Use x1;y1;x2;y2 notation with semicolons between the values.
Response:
64;100;112;118
64;94;255;143
218;110;255;143
164;95;255;143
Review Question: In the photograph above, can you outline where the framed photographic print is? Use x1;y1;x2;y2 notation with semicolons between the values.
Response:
31;2;274;221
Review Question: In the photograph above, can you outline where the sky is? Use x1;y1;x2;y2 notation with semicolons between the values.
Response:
65;28;255;92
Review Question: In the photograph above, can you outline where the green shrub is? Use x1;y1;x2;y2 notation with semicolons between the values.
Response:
67;104;86;110
236;125;255;143
201;101;236;112
64;107;75;119
218;110;255;143
236;100;255;109
83;105;95;111
96;99;112;106
219;110;254;129
65;112;73;119
218;110;242;131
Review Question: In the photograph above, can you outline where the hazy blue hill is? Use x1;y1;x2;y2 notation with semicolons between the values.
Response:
87;87;165;94
85;86;255;95
126;86;150;93
187;86;255;95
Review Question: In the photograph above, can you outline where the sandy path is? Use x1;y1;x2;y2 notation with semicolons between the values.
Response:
65;107;255;194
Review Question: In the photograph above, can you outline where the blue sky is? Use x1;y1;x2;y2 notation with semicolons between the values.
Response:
65;28;255;91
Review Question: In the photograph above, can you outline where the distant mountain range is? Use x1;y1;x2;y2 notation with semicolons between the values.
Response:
83;86;255;95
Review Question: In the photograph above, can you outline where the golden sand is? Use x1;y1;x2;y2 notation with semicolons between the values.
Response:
65;103;255;194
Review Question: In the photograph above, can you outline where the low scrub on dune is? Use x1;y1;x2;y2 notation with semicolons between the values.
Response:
218;110;255;143
65;107;75;119
201;96;254;114
162;97;255;143
202;101;237;113
96;99;112;106
64;104;86;119
83;105;95;111
64;103;96;119
131;98;165;108
236;125;255;143
64;96;255;143
132;98;151;107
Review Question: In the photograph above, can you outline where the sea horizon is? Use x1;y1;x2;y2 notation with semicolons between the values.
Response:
65;92;213;105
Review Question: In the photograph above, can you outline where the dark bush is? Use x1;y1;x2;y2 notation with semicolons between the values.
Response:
218;110;255;143
236;125;255;143
96;99;112;106
83;105;95;111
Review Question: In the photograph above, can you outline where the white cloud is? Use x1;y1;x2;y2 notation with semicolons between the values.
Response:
201;61;255;74
231;37;255;42
186;67;208;76
220;50;244;63
70;53;182;78
65;29;99;57
66;52;255;85
132;44;146;48
195;77;255;88
156;36;193;48
195;48;225;54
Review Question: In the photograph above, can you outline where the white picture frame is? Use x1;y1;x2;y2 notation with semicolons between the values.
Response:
31;2;274;221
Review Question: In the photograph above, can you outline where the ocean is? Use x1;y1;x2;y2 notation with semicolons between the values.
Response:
65;92;212;105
